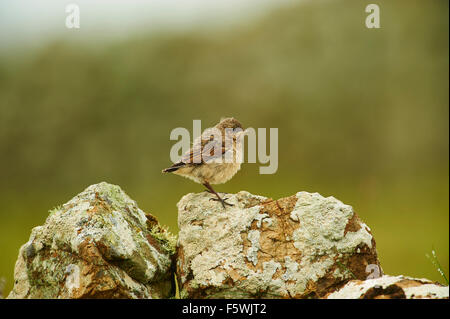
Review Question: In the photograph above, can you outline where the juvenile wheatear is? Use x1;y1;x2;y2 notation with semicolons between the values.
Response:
163;118;245;208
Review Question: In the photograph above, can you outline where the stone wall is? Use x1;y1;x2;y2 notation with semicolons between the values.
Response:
7;183;449;299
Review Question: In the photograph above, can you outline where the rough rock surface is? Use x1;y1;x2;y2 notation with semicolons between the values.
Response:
8;182;176;299
327;275;449;299
176;191;382;298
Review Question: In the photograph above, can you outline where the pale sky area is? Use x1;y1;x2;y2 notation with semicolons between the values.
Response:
0;0;296;50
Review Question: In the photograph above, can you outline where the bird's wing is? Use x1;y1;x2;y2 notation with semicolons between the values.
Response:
163;134;236;173
181;137;226;165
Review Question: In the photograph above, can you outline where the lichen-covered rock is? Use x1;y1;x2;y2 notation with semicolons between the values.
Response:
326;275;449;299
8;182;176;299
176;191;381;298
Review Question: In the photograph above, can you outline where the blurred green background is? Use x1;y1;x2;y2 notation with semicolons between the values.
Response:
0;0;448;295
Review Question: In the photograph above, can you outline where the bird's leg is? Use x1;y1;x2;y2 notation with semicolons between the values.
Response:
203;189;222;195
203;182;233;208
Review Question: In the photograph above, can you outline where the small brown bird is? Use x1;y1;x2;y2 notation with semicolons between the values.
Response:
163;118;245;208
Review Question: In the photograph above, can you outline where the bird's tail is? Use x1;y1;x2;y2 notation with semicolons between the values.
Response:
162;162;185;173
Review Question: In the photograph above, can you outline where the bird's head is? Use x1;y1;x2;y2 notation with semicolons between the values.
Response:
216;117;243;131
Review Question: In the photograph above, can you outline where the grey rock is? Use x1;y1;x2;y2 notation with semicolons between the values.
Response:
176;191;381;298
327;275;449;299
8;182;176;299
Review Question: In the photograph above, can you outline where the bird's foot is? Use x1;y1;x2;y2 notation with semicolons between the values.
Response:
209;197;234;208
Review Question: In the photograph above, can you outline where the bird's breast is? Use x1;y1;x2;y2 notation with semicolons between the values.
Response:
206;162;241;185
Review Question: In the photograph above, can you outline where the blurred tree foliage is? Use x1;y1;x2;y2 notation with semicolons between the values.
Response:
0;0;448;294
